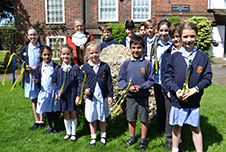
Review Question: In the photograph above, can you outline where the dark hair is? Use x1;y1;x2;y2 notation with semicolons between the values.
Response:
24;25;41;46
130;35;145;48
125;20;135;29
169;22;183;38
157;19;171;31
102;25;112;33
139;22;145;29
58;44;74;67
144;19;156;29
179;22;198;37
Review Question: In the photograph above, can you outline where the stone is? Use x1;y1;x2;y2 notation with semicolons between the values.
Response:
100;44;156;120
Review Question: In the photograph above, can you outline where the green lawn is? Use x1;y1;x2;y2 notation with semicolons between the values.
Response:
0;81;225;152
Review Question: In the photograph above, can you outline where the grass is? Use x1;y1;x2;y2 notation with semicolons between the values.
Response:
0;81;225;152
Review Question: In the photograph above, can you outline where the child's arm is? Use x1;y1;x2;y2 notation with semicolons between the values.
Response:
108;97;112;105
51;67;60;101
106;64;113;98
118;61;129;90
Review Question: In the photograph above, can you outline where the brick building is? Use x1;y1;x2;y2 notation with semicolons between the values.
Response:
14;0;226;58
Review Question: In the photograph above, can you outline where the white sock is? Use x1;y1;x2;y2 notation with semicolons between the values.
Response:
172;147;179;152
101;132;106;138
71;118;77;136
91;134;96;139
64;119;71;135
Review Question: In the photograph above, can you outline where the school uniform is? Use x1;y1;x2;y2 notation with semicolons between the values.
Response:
34;61;57;114
81;60;113;122
121;34;135;48
100;37;118;51
51;63;83;112
19;43;42;99
164;46;212;126
142;35;156;60
118;58;155;122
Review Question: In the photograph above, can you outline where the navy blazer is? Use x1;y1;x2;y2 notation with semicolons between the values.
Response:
121;34;135;47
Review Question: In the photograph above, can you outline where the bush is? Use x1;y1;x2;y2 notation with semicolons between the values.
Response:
0;50;10;73
168;16;181;24
102;22;127;44
185;16;212;62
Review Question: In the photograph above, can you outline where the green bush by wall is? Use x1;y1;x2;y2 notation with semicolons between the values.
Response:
0;50;10;73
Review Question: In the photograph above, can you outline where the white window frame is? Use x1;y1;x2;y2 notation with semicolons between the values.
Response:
98;0;118;22
45;0;65;24
46;36;66;60
131;0;151;22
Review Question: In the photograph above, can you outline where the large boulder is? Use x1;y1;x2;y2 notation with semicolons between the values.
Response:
100;44;156;120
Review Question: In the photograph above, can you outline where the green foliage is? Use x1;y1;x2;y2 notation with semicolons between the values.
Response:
167;16;181;24
102;22;127;44
185;16;212;62
0;50;10;72
53;59;59;64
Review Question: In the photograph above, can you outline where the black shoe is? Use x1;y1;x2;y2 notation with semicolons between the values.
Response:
39;123;45;129
62;134;71;142
44;128;53;135
179;143;185;152
138;140;147;151
164;142;172;150
53;128;59;134
125;139;135;147
89;138;96;146
70;135;77;142
99;137;106;145
31;123;39;130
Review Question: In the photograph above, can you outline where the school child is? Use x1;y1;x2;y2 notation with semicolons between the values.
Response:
161;22;186;150
118;35;155;151
33;46;59;135
81;42;113;146
152;20;173;134
100;25;118;51
51;44;83;142
164;22;212;152
143;19;157;61
19;26;44;130
138;22;147;38
121;20;135;48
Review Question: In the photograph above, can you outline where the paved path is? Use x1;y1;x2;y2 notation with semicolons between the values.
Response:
1;58;226;87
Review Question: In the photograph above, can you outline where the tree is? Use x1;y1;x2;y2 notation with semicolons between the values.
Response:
0;0;14;20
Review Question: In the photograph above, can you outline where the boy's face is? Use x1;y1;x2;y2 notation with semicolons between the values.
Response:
88;45;100;64
146;25;154;38
171;31;181;49
130;43;144;60
139;26;146;37
126;27;135;38
103;30;111;40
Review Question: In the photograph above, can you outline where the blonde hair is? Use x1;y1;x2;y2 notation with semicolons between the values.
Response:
179;22;198;37
58;44;74;67
85;42;101;58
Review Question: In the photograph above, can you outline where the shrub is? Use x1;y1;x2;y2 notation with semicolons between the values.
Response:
0;50;10;73
168;16;181;24
185;16;212;62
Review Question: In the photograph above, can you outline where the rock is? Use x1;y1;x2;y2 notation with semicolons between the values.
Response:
100;44;156;120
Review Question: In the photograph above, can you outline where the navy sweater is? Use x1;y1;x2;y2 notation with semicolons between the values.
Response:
100;37;118;51
164;50;212;108
81;61;113;100
118;59;155;98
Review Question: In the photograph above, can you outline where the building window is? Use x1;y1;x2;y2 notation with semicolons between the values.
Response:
132;0;151;22
98;0;118;22
46;36;66;59
45;0;65;24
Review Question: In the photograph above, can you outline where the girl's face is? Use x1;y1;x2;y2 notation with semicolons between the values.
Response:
159;24;169;42
41;49;52;64
28;29;39;44
171;31;181;49
146;25;154;39
139;26;146;37
60;47;73;65
181;29;197;52
126;27;135;38
89;45;100;64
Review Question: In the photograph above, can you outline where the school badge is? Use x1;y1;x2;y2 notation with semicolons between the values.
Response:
42;69;46;73
196;66;203;73
23;52;26;56
102;72;106;78
74;71;76;76
140;67;145;74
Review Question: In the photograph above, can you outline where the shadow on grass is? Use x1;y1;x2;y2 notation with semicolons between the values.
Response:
183;115;223;151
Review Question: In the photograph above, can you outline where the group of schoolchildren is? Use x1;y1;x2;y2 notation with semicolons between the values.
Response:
19;18;212;152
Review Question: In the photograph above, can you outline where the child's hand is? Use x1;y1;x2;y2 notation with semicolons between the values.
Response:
176;89;183;101
182;87;197;101
75;96;79;105
135;85;141;92
129;86;137;93
108;97;112;105
32;78;38;84
144;56;151;61
85;88;91;95
167;92;171;98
